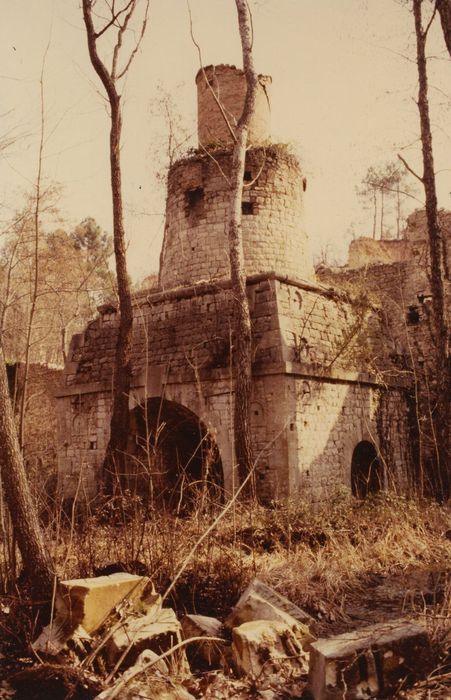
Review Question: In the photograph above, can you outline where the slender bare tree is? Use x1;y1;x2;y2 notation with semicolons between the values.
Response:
411;0;449;499
228;0;259;492
82;0;149;492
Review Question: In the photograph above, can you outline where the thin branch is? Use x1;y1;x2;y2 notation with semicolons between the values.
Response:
397;153;424;183
95;0;134;38
116;0;149;80
424;2;438;39
366;180;423;205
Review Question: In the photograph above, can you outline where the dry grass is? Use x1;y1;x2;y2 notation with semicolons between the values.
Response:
0;491;449;697
45;490;451;625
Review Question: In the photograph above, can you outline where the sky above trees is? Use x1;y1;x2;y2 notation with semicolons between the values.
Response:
2;0;451;279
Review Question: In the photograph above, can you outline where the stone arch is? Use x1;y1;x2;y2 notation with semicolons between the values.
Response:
351;440;383;498
127;397;224;510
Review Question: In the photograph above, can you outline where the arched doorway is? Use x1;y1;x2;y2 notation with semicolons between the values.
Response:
127;398;224;510
351;441;383;498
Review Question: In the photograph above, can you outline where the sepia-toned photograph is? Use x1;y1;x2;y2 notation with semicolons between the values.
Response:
0;2;450;698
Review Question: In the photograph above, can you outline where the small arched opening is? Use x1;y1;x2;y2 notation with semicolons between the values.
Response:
351;441;383;498
127;398;224;510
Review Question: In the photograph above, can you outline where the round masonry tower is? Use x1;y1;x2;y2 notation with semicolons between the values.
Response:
159;65;314;288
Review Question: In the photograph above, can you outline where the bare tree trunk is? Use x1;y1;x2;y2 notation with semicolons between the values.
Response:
413;0;449;500
82;0;148;493
19;53;47;450
103;92;134;493
228;0;259;493
380;188;384;239
0;342;55;598
372;188;377;239
437;0;451;55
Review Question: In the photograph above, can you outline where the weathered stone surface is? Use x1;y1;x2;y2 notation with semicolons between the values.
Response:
106;607;189;675
56;573;151;634
196;65;271;149
181;614;225;669
307;618;433;699
232;620;309;678
226;578;314;630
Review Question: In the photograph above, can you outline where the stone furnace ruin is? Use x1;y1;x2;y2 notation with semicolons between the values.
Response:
56;65;448;506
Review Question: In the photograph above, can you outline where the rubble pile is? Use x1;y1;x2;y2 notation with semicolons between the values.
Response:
25;573;433;699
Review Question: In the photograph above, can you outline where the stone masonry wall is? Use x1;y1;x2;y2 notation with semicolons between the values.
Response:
57;390;110;500
58;273;409;502
318;246;450;493
159;146;313;289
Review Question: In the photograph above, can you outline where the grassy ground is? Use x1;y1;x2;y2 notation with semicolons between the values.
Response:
0;491;450;697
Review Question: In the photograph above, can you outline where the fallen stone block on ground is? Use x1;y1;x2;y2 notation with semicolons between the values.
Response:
33;573;158;657
226;591;313;645
181;614;226;670
226;578;314;630
307;618;433;699
232;619;309;678
106;606;190;676
56;572;152;634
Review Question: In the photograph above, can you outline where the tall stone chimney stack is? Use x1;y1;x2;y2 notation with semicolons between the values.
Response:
158;64;314;289
196;64;272;147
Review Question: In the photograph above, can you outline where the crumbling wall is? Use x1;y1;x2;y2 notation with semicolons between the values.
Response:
318;236;450;496
348;238;412;268
196;64;271;148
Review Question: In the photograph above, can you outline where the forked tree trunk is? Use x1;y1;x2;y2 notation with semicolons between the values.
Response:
82;1;141;493
229;0;259;493
0;344;55;599
413;0;449;500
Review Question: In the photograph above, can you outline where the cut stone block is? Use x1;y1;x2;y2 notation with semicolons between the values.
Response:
106;606;189;676
226;578;314;630
56;573;151;634
226;591;313;648
307;618;433;699
232;619;309;678
181;614;225;669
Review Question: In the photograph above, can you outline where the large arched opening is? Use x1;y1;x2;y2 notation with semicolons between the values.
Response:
351;441;383;498
127;398;224;510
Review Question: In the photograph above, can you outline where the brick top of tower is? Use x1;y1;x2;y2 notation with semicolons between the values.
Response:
195;64;272;148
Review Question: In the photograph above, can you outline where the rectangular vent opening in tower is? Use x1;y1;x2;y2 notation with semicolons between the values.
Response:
242;201;254;215
185;187;204;218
